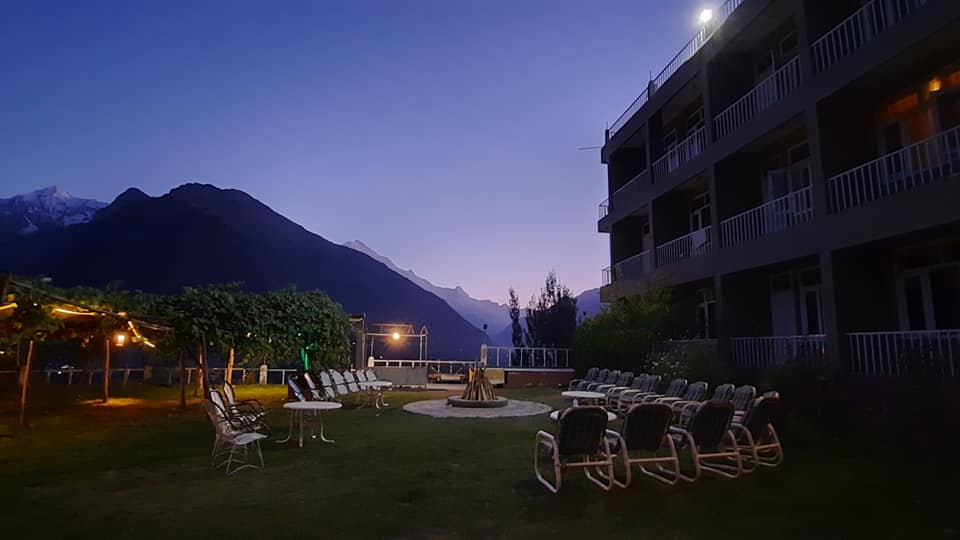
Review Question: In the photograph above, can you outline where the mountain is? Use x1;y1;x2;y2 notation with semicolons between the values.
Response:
0;183;485;359
0;186;106;241
344;240;511;333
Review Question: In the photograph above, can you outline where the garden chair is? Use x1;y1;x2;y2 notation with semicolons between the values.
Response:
669;400;742;481
673;383;734;425
222;381;267;420
202;399;266;476
619;378;686;412
534;407;615;494
603;403;680;487
731;393;783;472
568;367;599;390
732;385;757;414
329;370;353;397
593;371;634;395
585;369;621;392
610;375;660;412
210;388;269;434
287;378;308;401
652;381;709;406
342;371;364;393
605;373;647;404
304;372;336;401
318;371;341;400
576;368;608;390
358;369;391;408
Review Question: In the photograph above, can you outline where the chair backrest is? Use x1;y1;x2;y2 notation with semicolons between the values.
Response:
287;378;307;402
594;368;609;382
356;370;368;382
640;374;661;392
614;371;634;387
555;407;609;455
601;370;621;384
222;382;238;405
687;400;735;448
732;385;757;410
330;371;351;396
664;378;688;398
364;369;378;381
318;371;338;399
741;395;781;441
629;374;648;390
682;381;709;401
302;373;322;400
622;403;673;452
583;367;599;381
209;388;229;412
342;371;361;393
712;383;735;402
202;399;235;438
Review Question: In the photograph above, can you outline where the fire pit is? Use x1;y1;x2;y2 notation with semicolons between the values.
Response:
447;365;508;409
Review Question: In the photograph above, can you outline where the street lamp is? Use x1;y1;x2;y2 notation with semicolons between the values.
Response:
392;332;400;341
113;331;128;348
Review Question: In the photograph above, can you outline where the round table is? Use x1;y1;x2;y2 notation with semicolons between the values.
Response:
358;380;393;408
550;409;618;423
278;401;342;448
561;390;606;407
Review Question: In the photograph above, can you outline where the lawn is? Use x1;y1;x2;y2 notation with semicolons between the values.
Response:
2;384;956;540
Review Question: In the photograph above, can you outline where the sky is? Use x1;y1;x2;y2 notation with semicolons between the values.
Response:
1;0;707;303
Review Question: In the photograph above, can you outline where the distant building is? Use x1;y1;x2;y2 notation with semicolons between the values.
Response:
598;0;960;375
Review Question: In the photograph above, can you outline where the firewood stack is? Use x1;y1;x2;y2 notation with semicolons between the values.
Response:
461;364;497;401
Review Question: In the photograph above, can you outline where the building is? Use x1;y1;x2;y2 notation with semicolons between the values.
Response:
598;0;960;376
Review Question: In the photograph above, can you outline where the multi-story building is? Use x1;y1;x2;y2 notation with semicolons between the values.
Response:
598;0;960;376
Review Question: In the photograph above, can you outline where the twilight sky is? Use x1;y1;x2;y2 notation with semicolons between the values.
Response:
1;0;706;303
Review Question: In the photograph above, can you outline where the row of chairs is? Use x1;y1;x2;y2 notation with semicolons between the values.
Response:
288;369;392;409
536;394;783;493
202;382;270;475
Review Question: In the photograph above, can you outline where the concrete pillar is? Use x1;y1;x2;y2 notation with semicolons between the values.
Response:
819;250;843;374
258;364;268;385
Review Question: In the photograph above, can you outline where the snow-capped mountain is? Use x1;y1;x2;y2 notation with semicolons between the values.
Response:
0;186;106;239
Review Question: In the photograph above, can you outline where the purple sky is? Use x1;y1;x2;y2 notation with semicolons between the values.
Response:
1;0;707;303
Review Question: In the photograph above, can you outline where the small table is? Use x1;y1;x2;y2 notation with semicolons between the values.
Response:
550;409;618;423
561;390;606;407
278;401;342;448
358;380;393;408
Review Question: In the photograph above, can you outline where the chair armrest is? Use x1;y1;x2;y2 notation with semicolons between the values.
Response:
640;393;666;402
606;386;630;398
668;399;697;411
655;396;682;404
593;384;616;393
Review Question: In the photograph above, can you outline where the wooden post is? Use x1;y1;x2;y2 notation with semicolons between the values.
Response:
225;347;235;386
259;364;268;385
19;340;34;428
102;337;111;404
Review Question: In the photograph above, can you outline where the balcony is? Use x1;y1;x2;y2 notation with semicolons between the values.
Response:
608;0;746;138
599;199;609;219
827;125;960;213
602;250;654;286
720;186;814;247
651;127;707;180
848;330;960;377
812;0;929;73
656;226;712;267
731;335;827;370
714;57;802;140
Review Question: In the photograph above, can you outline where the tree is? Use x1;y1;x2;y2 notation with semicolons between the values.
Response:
524;271;577;349
508;287;523;349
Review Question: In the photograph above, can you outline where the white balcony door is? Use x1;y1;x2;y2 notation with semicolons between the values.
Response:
770;288;796;336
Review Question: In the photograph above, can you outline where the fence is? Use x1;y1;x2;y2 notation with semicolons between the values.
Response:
720;186;814;246
847;330;960;377
828;125;960;213
0;366;302;387
714;56;802;139
656;226;712;267
812;0;928;73
651;127;706;180
730;335;827;370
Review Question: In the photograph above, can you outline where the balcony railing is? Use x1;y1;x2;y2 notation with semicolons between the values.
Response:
602;250;653;286
848;330;960;377
602;266;613;286
652;127;707;180
812;0;928;73
720;186;813;247
714;56;802;139
608;0;746;138
656;226;712;267
731;335;827;369
828;125;960;213
599;199;609;219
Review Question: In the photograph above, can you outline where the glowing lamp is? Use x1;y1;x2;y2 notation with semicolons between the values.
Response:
929;77;942;93
392;332;401;340
699;8;714;24
114;331;128;348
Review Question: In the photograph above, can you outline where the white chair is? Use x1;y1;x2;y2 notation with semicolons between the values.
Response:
222;382;267;420
731;393;783;472
534;407;615;493
210;388;268;435
202;399;266;475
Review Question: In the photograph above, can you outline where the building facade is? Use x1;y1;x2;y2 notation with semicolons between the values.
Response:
598;0;960;376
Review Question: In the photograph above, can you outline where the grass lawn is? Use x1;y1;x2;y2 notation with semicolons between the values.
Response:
2;384;956;539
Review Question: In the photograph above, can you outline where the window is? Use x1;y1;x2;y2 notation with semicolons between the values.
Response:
687;107;704;132
690;191;712;230
780;32;799;60
755;50;774;82
663;130;678;152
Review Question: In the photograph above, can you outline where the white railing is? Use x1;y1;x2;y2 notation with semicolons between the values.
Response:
828;125;960;213
601;175;640;220
812;0;928;73
602;266;613;286
731;335;827;369
614;250;654;282
0;366;301;386
652;127;707;180
848;330;960;377
720;186;814;247
609;0;746;138
714;56;802;139
656;226;712;267
599;199;609;219
373;349;572;370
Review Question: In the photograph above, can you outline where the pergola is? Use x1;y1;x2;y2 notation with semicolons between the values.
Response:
365;322;428;361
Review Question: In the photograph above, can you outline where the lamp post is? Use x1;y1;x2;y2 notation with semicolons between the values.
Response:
103;330;128;403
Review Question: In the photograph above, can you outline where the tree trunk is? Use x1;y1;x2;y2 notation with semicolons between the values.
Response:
225;347;235;386
19;340;35;428
178;350;186;410
102;336;111;404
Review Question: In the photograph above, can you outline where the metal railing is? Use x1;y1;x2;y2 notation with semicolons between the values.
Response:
812;0;928;73
608;0;746;138
656;226;712;267
602;266;613;286
0;366;302;386
484;347;571;368
720;186;814;247
599;198;609;219
731;335;827;369
652;127;707;180
847;330;960;377
714;56;802;139
615;250;654;282
828;125;960;213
